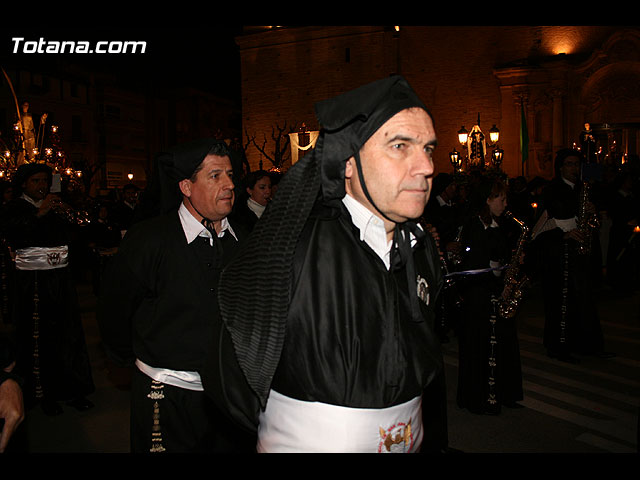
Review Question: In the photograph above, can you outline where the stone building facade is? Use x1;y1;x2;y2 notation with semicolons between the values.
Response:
237;26;640;180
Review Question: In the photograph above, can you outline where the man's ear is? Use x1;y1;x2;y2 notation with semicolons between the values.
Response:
344;157;354;179
179;179;192;197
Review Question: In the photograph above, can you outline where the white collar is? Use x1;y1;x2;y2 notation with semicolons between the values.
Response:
247;197;266;218
436;195;451;207
342;194;392;269
562;176;576;189
20;193;43;208
178;202;237;245
480;215;499;230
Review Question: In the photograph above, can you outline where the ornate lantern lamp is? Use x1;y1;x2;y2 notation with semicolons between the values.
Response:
458;126;469;146
491;146;504;169
449;148;463;173
489;124;500;144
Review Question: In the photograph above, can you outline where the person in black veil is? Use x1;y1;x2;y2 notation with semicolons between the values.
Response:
1;163;94;416
202;75;446;453
97;139;253;453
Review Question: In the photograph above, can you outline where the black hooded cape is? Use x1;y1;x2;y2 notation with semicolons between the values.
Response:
202;76;444;431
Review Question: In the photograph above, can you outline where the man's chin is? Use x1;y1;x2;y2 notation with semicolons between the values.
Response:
392;209;426;224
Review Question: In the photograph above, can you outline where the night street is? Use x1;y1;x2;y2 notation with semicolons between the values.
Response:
8;275;638;455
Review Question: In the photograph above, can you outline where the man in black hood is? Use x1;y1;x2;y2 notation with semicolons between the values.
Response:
98;139;253;453
203;75;445;453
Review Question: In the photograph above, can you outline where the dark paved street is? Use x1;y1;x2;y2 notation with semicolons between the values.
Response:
4;275;639;456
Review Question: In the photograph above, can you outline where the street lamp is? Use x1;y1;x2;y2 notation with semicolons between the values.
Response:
458;126;469;146
491;147;504;169
449;148;463;174
489;124;500;144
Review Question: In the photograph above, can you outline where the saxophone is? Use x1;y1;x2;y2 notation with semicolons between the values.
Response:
447;225;464;267
576;181;599;255
498;211;529;319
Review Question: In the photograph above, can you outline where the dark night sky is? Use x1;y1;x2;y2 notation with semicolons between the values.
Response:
1;27;244;101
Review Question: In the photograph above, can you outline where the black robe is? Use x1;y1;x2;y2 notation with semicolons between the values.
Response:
97;210;254;452
537;178;604;355
97;210;246;373
203;202;444;437
455;215;523;414
1;197;94;403
229;197;260;232
606;188;639;291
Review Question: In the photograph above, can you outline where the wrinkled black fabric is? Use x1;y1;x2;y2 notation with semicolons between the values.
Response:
2;198;94;401
217;147;321;406
271;203;443;408
97;212;245;371
215;75;437;410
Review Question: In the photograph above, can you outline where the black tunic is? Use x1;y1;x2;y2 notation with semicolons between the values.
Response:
455;215;523;414
203;202;444;433
97;210;244;372
229;196;260;232
1;198;94;402
271;203;443;408
98;210;255;452
537;178;604;355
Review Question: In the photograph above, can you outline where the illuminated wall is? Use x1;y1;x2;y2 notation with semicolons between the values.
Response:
237;26;640;180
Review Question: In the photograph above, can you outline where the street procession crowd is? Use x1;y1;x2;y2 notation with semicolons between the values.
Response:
0;76;637;453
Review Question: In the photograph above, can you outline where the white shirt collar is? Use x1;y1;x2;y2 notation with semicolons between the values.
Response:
20;193;43;208
480;215;500;230
436;195;451;207
247;197;266;218
178;202;237;246
342;194;392;270
562;176;576;189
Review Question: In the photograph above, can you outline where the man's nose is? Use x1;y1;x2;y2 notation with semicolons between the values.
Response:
414;151;434;177
223;174;234;189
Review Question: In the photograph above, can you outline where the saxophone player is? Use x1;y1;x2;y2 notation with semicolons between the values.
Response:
455;177;524;415
0;163;95;416
534;149;614;362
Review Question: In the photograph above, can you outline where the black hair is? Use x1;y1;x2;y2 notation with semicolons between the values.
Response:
244;170;271;189
189;142;231;181
554;148;583;177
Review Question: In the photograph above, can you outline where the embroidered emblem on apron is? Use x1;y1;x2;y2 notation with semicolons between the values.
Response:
46;252;61;266
378;419;413;453
416;275;430;306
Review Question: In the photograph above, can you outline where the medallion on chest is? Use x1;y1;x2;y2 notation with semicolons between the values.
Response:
416;275;430;306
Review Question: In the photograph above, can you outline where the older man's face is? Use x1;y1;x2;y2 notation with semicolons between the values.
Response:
346;107;437;226
180;154;235;222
